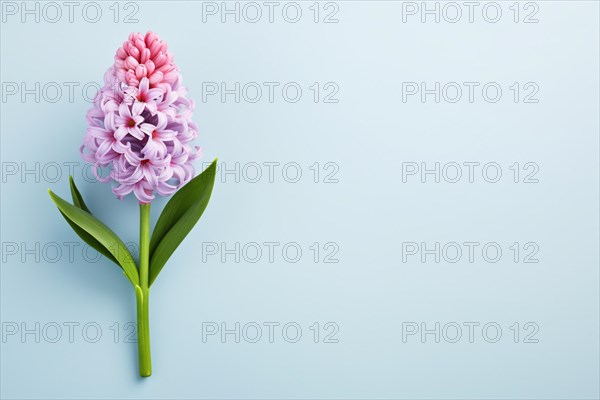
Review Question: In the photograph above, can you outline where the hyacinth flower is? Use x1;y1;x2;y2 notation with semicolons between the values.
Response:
47;32;217;377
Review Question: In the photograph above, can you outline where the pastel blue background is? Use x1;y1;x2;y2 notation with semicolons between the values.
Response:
1;1;599;399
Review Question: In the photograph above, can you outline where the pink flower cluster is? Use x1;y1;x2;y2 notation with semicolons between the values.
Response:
82;32;200;203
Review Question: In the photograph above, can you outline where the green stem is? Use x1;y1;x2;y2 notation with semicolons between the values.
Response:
136;203;152;377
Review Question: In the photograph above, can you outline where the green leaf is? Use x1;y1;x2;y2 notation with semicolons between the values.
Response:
69;176;90;213
63;177;120;265
48;189;139;286
149;159;217;286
